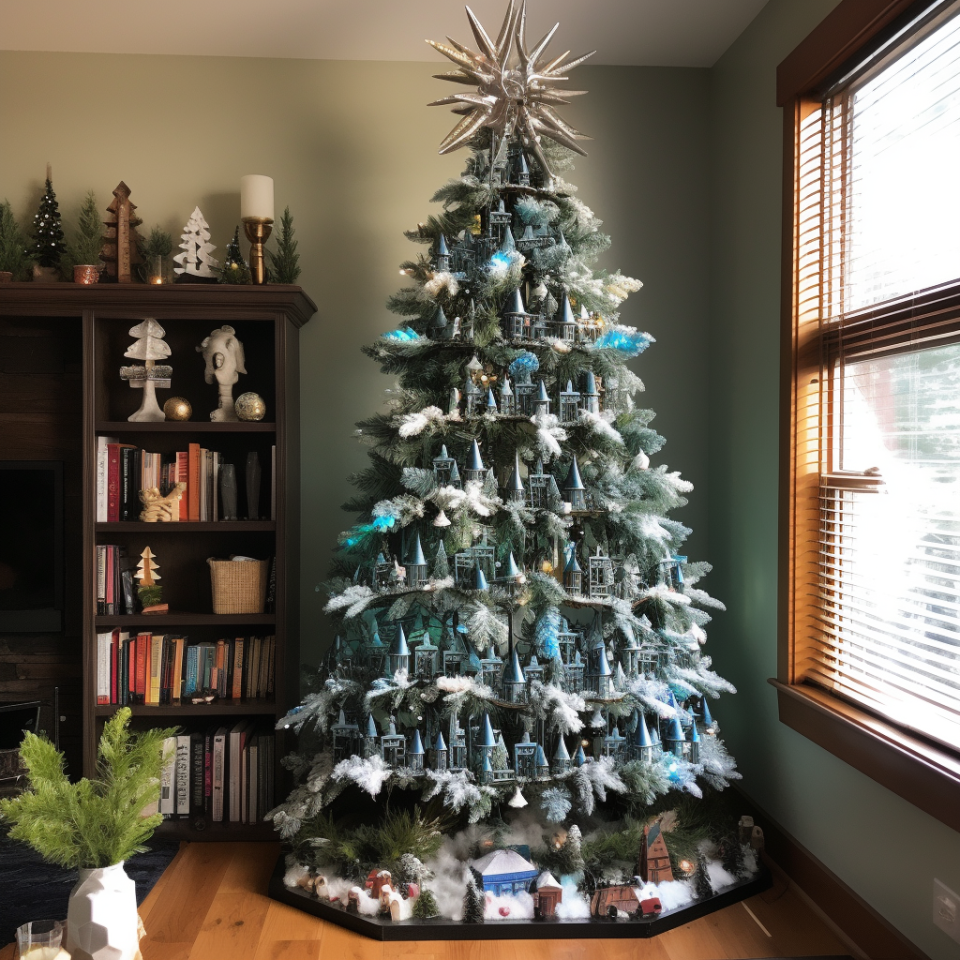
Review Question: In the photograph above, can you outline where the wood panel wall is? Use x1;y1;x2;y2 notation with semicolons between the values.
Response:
0;315;83;775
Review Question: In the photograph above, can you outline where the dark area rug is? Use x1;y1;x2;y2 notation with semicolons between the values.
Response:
0;833;180;947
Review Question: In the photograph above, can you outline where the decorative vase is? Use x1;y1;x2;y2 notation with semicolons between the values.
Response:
245;452;261;520
32;264;59;282
65;861;139;960
220;463;238;521
0;271;12;283
74;264;101;284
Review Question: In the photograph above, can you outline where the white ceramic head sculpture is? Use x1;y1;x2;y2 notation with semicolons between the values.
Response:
197;325;247;421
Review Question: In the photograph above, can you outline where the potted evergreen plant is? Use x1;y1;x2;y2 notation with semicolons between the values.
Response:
0;708;177;960
0;200;30;282
67;191;104;283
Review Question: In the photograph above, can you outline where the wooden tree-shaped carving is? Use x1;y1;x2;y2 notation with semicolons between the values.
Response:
136;547;163;611
120;319;172;422
174;207;219;282
100;182;143;283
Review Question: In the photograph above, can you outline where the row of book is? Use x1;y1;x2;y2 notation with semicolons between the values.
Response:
95;437;275;522
148;724;275;824
95;631;277;705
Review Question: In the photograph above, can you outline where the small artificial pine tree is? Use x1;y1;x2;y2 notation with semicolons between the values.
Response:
461;872;485;923
0;200;30;279
693;850;714;900
30;168;67;270
67;191;104;270
720;837;746;879
136;546;162;608
266;205;300;284
412;888;440;919
220;226;251;284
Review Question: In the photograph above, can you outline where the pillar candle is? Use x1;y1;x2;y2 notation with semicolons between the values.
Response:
240;175;274;220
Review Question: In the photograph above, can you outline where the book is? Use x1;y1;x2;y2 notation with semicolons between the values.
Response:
160;736;177;816
188;442;201;522
96;631;111;705
148;634;164;705
134;632;150;704
171;637;186;703
228;719;254;823
119;447;140;522
110;629;120;705
175;735;191;816
246;738;259;825
190;732;205;815
96;435;118;523
211;726;229;822
231;639;245;700
183;645;200;698
176;450;189;521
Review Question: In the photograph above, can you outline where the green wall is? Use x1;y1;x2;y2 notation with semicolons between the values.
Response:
707;3;960;959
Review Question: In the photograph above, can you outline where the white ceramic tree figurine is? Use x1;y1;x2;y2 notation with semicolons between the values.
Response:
173;206;219;280
120;319;172;422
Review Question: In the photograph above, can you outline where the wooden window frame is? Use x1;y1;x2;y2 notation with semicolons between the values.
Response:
777;0;960;833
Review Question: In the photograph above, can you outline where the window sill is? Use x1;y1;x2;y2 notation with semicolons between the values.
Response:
769;679;960;832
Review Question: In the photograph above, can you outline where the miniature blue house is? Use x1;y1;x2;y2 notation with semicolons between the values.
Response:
469;849;539;897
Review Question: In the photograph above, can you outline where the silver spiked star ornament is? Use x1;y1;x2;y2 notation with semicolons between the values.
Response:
427;0;594;189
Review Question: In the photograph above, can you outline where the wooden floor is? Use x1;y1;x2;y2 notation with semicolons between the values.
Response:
1;842;854;960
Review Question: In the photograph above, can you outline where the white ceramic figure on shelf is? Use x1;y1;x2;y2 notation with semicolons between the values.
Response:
173;206;219;280
197;325;247;421
119;318;172;422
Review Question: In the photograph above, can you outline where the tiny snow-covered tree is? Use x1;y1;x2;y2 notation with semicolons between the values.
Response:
174;206;219;281
119;319;172;422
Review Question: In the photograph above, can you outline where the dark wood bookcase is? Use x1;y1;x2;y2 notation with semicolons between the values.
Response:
0;283;315;839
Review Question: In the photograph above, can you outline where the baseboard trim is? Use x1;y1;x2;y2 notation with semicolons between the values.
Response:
735;786;931;960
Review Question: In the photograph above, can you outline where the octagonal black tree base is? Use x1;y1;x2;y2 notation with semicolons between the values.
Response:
267;855;772;941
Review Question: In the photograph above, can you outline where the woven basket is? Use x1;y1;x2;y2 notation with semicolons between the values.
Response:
208;558;269;614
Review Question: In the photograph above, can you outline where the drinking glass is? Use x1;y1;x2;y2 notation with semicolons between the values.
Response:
16;919;63;959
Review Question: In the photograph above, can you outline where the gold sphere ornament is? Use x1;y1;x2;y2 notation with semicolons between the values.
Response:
163;397;193;421
235;392;266;422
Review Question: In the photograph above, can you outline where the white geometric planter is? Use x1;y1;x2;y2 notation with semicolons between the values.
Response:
65;861;139;960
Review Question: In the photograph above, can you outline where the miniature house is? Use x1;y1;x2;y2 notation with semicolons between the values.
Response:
638;821;674;884
469;849;539;897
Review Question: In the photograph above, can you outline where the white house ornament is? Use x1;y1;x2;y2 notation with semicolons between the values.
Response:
427;0;594;189
197;325;246;421
120;319;172;422
174;206;219;281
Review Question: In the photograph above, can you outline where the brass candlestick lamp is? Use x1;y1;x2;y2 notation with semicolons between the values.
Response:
242;217;273;285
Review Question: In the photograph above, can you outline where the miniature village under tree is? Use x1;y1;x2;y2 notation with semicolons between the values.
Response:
272;0;762;931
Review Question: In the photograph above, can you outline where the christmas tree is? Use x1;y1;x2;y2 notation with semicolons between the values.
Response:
29;166;67;271
173;206;219;281
274;0;742;923
220;226;251;284
266;206;300;284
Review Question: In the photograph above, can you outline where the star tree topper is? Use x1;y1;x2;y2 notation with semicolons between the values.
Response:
427;0;594;188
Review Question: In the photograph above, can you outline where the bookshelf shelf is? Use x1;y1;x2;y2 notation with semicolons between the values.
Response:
95;613;278;627
0;284;315;840
96;421;277;434
95;701;278;717
96;521;277;533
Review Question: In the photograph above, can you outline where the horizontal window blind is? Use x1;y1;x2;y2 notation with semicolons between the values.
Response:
799;2;960;752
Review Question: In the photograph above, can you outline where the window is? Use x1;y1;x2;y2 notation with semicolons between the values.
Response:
779;0;960;829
